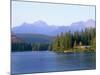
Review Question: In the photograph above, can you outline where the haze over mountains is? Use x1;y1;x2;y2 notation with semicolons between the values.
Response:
12;19;95;36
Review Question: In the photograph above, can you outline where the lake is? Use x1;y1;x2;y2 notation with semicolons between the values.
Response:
11;51;96;74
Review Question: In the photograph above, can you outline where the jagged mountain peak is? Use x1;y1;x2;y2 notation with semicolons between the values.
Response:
12;19;95;36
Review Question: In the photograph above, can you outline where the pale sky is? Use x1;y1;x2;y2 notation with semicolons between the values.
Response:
12;1;95;27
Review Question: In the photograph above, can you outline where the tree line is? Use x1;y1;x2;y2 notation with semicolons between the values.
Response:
12;28;96;52
11;43;50;52
49;28;96;52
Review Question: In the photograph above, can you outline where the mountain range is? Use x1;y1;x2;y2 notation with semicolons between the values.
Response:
12;19;95;36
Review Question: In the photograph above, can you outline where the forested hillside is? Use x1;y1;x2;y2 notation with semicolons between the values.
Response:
11;28;96;52
11;34;54;52
50;28;96;52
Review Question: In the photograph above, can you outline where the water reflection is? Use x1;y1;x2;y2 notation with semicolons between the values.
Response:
11;51;96;74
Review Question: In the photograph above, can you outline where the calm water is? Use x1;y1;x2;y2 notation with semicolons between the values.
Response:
11;51;96;74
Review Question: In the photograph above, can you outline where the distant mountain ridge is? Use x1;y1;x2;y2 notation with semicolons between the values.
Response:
12;19;95;36
13;33;54;43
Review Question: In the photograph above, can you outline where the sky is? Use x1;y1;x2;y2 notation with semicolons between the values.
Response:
12;1;95;27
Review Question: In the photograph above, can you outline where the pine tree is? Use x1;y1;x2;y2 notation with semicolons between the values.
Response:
52;35;60;51
74;40;77;48
59;32;64;51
